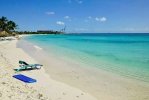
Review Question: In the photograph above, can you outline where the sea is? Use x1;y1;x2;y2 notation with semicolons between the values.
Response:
21;33;149;82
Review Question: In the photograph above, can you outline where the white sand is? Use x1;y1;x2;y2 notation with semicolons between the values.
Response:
19;39;149;100
1;37;149;100
0;40;97;100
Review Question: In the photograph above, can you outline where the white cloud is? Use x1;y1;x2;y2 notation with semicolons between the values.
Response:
76;0;83;4
64;16;72;21
88;16;92;19
68;0;83;4
46;12;55;15
56;21;65;25
64;16;70;19
100;17;107;22
95;17;100;21
95;17;107;22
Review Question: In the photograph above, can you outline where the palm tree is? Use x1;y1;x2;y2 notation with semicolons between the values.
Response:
7;20;17;31
0;16;17;32
0;16;8;31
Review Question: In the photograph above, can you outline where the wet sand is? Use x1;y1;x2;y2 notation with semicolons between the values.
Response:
17;38;149;100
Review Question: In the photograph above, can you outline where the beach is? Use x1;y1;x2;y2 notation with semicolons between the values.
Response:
0;39;97;100
0;36;149;100
19;34;149;100
1;0;149;99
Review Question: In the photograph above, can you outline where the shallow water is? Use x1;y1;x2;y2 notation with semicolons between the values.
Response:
23;33;149;82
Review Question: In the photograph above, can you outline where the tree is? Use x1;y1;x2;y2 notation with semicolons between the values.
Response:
7;20;17;31
0;16;17;32
0;16;8;31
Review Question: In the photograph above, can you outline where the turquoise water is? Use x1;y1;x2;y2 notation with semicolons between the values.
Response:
24;33;149;82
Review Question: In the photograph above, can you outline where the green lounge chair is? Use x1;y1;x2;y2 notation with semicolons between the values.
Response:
15;60;43;72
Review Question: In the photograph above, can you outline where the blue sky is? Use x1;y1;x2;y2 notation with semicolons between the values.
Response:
0;0;149;33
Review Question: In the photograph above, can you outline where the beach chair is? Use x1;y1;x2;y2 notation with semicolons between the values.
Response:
15;60;43;72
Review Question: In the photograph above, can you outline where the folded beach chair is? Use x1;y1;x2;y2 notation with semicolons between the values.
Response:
15;60;43;72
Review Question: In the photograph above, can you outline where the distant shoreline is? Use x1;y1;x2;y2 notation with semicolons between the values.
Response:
16;30;64;35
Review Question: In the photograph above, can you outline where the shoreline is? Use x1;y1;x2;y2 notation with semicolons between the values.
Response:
18;36;149;100
0;39;97;100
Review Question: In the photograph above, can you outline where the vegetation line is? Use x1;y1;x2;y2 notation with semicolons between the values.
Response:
0;16;64;37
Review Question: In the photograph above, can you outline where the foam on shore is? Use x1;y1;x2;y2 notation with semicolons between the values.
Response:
34;45;43;50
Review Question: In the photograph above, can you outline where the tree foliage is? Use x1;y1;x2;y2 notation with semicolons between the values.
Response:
0;16;17;32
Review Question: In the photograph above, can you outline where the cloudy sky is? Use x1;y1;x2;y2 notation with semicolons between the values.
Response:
0;0;149;33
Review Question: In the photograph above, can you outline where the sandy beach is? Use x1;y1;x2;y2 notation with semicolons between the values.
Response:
1;0;149;99
0;39;97;100
0;37;149;100
18;36;149;100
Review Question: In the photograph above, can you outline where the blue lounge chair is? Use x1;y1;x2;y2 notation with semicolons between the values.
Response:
13;74;37;83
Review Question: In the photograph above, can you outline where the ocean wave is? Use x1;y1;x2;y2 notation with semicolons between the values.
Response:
34;45;43;50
